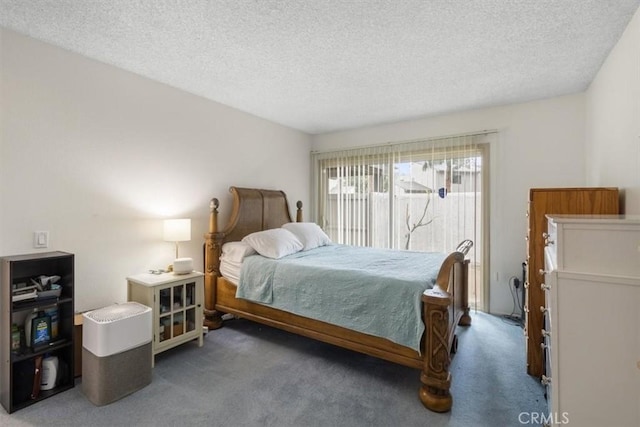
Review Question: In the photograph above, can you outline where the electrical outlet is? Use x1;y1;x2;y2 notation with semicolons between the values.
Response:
513;278;521;289
34;231;49;248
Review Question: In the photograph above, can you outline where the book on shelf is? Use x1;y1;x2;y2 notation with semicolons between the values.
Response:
12;285;38;302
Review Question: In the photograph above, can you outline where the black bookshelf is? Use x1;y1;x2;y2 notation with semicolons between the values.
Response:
1;251;75;413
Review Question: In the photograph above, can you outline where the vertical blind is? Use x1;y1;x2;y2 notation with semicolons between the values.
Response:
312;133;489;251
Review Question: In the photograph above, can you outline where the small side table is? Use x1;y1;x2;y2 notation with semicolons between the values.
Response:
127;271;204;366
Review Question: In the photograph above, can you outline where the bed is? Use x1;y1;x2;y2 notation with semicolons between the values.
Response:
203;186;472;412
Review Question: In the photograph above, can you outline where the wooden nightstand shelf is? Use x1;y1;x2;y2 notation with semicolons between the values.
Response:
127;271;204;366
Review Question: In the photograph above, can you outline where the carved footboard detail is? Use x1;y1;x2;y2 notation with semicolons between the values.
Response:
419;239;473;412
420;286;453;412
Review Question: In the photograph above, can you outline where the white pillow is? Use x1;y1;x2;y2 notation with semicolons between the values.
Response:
221;241;256;263
241;228;303;259
282;222;332;251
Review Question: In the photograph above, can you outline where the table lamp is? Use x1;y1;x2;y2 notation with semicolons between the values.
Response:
163;218;193;274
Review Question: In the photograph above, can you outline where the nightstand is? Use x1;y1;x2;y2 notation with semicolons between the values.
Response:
127;271;204;366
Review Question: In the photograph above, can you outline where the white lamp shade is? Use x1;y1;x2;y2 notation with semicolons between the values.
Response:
163;219;191;242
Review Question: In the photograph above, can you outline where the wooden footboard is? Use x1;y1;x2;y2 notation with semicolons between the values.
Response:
420;243;471;412
203;187;472;413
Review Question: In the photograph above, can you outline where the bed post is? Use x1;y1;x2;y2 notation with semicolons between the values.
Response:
296;201;303;222
455;239;473;326
204;198;224;329
419;240;472;412
458;258;472;326
420;286;453;412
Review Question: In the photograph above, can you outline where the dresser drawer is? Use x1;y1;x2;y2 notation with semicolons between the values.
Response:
544;219;558;268
547;215;640;277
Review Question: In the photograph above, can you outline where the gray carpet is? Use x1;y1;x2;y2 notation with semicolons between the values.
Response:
1;312;547;426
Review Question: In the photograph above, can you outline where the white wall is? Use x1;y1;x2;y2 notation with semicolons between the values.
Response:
0;29;311;311
586;7;640;213
0;29;5;255
312;94;586;315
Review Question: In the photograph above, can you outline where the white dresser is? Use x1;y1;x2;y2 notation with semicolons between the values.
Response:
542;215;640;427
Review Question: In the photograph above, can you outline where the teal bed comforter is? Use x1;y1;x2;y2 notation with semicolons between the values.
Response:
237;244;447;353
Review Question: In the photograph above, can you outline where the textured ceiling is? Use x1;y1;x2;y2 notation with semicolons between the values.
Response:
1;0;639;134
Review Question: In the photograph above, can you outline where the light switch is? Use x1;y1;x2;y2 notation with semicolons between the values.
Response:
34;231;49;248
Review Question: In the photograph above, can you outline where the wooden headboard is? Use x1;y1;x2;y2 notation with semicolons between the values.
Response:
204;186;302;326
213;187;298;243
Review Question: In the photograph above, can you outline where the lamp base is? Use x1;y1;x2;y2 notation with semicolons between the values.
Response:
172;258;193;275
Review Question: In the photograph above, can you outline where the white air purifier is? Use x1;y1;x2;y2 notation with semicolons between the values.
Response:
82;302;152;406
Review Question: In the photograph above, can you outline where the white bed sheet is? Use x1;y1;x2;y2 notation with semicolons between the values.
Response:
220;257;241;285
